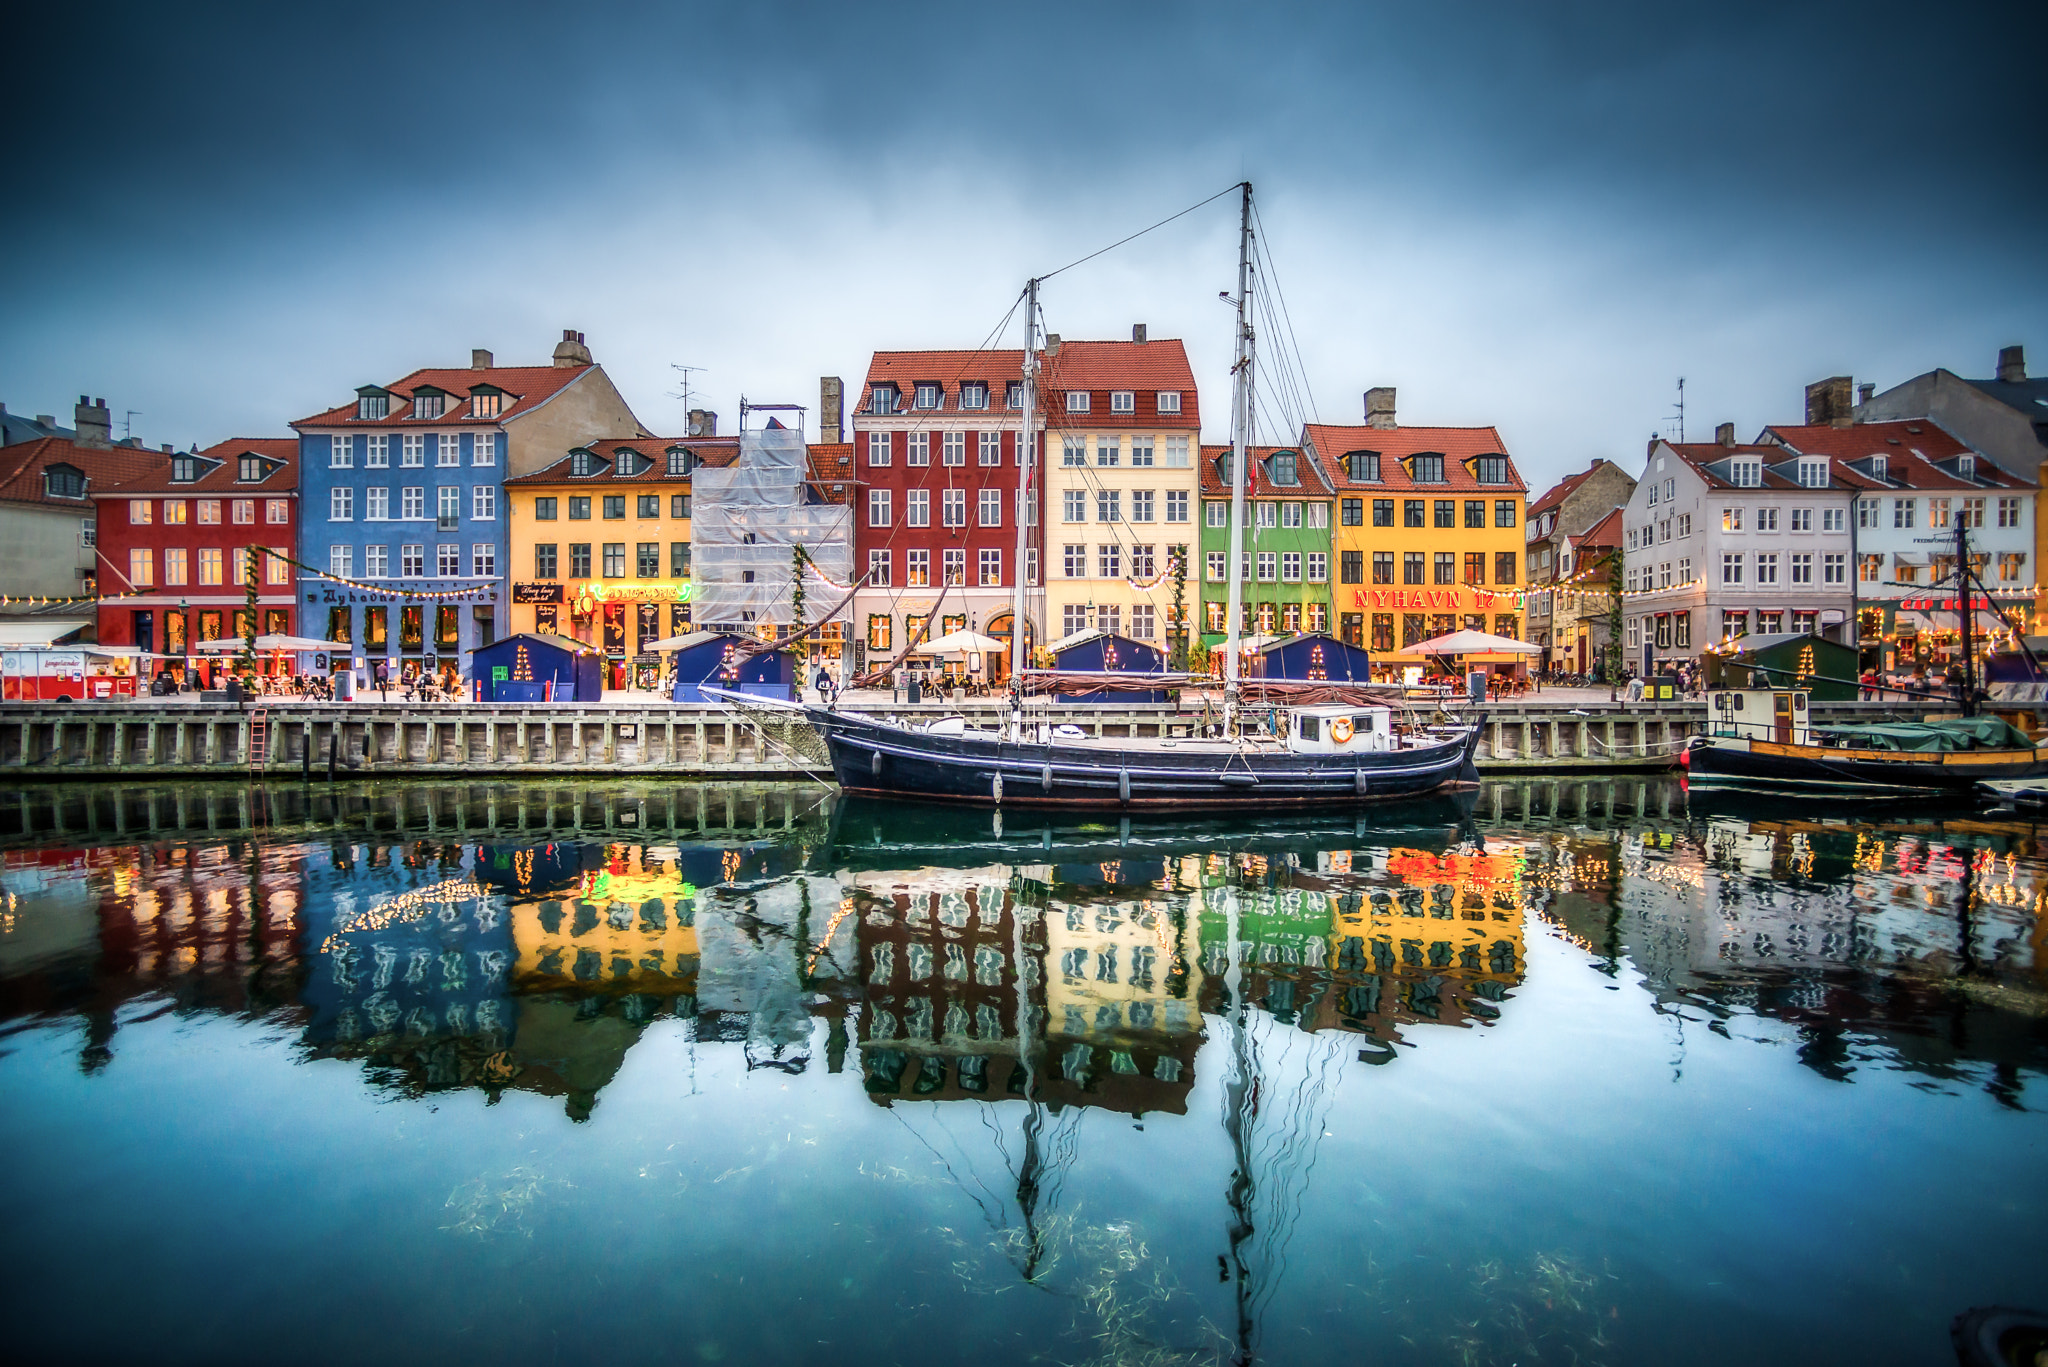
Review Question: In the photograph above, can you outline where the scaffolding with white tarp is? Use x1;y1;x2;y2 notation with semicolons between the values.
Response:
689;420;854;630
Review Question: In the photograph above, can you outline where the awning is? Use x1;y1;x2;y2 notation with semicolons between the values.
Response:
1891;552;1930;567
0;619;91;646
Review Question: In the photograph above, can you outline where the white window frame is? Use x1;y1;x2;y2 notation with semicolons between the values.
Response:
979;548;1002;586
365;544;388;578
366;486;389;520
330;435;353;468
1096;489;1121;523
365;435;388;468
942;431;965;466
908;490;931;527
1307;552;1327;583
329;544;353;577
1096;435;1120;467
1280;551;1302;582
1165;491;1189;523
1065;391;1090;413
402;486;425;520
978;488;1002;527
941;489;966;528
868;431;892;467
1256;551;1276;582
868;489;891;528
330;487;354;521
867;548;891;587
1130;490;1156;523
473;485;497;520
438;433;461;466
473;543;496;577
472;432;495;466
1207;501;1227;528
1156;391;1181;414
402;434;425;467
978;431;1002;466
401;544;423;577
1110;390;1135;413
1063;490;1087;523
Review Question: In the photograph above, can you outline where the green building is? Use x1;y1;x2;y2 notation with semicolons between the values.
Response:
1196;444;1337;649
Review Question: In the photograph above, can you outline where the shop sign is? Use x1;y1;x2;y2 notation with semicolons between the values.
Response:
1349;587;1519;611
513;582;565;604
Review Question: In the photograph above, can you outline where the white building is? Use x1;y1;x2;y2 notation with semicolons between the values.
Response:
1621;425;1855;672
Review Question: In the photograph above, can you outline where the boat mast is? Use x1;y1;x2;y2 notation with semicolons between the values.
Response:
1956;515;1976;716
1010;278;1039;691
1222;182;1255;736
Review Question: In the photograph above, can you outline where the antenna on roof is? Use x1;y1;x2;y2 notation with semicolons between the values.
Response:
123;410;141;441
669;364;707;420
1663;377;1686;443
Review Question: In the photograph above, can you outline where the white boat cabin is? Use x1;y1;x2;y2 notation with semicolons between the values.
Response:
1278;703;1396;754
1705;688;1812;745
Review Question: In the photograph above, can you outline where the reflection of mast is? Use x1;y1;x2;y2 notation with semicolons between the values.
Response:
1221;883;1258;1364
1011;886;1049;1280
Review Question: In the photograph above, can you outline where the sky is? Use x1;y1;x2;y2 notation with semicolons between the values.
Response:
3;0;2042;494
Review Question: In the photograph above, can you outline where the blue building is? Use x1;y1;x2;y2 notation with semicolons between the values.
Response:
1256;631;1373;683
1053;629;1168;703
666;631;796;702
292;333;644;681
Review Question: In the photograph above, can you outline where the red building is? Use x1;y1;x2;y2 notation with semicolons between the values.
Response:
92;437;300;681
849;350;1038;677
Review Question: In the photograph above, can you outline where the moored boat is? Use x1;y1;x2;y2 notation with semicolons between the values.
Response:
1685;685;2048;796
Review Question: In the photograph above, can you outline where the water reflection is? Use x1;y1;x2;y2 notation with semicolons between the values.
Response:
2;778;2043;1116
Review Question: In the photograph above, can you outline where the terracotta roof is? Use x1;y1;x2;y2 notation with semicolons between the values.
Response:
858;350;1027;416
807;443;855;504
1528;460;1614;517
1301;423;1528;494
504;436;739;486
1764;421;2032;491
94;437;300;496
1041;340;1200;429
0;437;163;510
293;364;597;428
1572;506;1625;551
1660;441;1836;492
1196;444;1336;498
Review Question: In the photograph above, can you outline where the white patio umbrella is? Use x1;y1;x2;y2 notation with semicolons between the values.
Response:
1410;628;1541;657
194;634;344;653
921;629;1006;655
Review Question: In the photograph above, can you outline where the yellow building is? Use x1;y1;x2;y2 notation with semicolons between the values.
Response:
1040;335;1203;652
504;436;736;687
1303;398;1529;666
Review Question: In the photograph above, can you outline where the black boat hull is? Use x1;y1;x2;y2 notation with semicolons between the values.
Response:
809;708;1482;809
1686;735;2048;796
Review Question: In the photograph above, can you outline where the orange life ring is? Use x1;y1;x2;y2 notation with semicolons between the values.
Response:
1329;716;1354;744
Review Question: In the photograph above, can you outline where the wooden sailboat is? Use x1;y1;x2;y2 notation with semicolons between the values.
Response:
802;182;1484;809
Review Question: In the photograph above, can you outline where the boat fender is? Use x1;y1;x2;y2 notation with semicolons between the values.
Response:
1354;769;1368;796
870;747;884;775
1040;762;1053;794
1117;768;1131;804
992;772;1004;805
1330;716;1354;744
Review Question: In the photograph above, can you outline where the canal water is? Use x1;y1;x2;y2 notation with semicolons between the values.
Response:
0;778;2042;1366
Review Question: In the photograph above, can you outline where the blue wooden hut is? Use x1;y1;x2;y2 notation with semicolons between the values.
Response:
1052;629;1169;703
667;631;797;703
471;632;604;703
1256;631;1373;684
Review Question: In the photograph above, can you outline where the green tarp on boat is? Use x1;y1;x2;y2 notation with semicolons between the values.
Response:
1811;716;2038;752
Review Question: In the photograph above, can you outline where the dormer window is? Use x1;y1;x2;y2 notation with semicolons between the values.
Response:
1157;391;1181;414
171;456;198;483
1215;453;1235;484
413;390;446;420
1066;391;1090;413
615;449;642;476
1268;451;1299;485
1472;456;1509;484
1344;451;1379;482
1730;459;1762;487
1867;455;1887;481
356;390;390;420
1958;454;1977;479
1796;458;1827;489
237;455;266;482
1111;390;1135;413
960;383;988;411
569;448;598;477
1006;382;1024;410
870;385;899;415
471;389;503;419
667;446;697;476
914;383;941;410
1410;453;1446;483
44;463;86;499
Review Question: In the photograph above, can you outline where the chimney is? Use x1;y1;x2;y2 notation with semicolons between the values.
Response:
36;415;55;429
1715;422;1736;447
1857;382;1875;406
1364;387;1397;430
472;348;493;370
161;444;173;453
552;328;594;368
1803;375;1854;427
1131;323;1147;343
1998;344;2027;383
73;395;111;449
1044;333;1061;357
820;377;844;444
688;409;718;438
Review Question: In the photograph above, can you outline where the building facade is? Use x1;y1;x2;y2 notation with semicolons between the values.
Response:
1302;390;1528;665
503;435;737;688
0;400;158;616
1195;444;1334;644
1523;458;1637;668
1040;335;1202;652
850;349;1037;675
91;438;300;674
293;337;644;680
1622;431;1856;672
1763;417;2035;669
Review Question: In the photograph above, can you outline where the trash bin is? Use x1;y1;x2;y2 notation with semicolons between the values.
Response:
1467;670;1486;705
907;675;922;704
335;671;355;701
